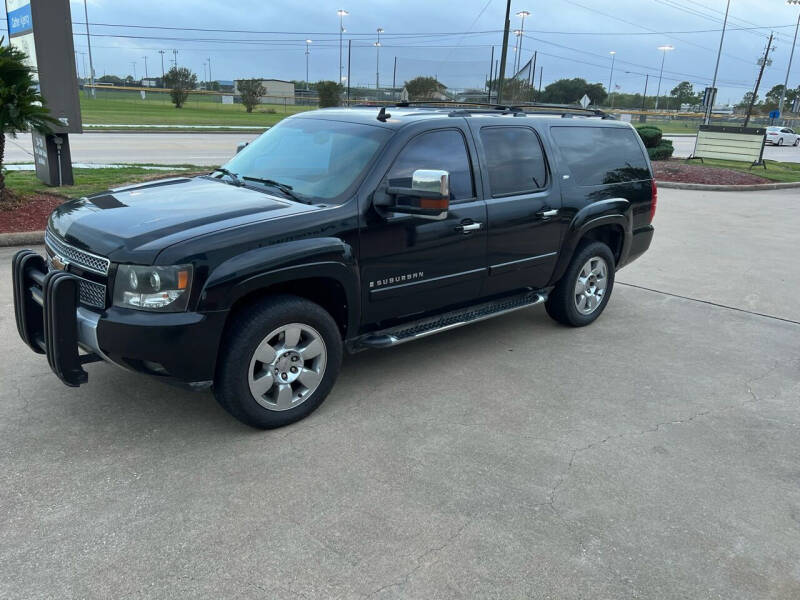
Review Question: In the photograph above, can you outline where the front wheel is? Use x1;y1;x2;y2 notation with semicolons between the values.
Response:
545;241;615;327
214;295;343;429
777;138;784;146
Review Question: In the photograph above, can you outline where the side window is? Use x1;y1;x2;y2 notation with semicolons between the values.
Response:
387;130;474;201
551;126;650;186
479;127;548;196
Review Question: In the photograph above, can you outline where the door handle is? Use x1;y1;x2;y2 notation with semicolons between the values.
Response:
535;208;559;219
455;221;483;234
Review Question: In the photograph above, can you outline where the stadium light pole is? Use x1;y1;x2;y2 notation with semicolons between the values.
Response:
497;0;512;104
305;40;312;90
704;0;729;124
654;45;674;110
779;1;800;122
207;57;212;87
515;10;530;73
338;9;349;84
512;30;522;74
83;0;96;97
375;28;383;91
158;50;166;80
142;56;148;82
608;51;616;107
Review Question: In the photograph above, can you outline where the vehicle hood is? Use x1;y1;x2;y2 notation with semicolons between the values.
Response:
48;176;320;264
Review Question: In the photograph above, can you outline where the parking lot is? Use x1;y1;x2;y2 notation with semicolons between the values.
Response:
1;188;799;598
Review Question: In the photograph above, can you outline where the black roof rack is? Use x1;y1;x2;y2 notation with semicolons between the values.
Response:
351;101;615;121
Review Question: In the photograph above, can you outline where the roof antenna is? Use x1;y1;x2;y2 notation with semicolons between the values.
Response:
377;106;391;122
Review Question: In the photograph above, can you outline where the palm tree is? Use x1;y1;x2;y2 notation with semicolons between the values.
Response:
0;40;59;201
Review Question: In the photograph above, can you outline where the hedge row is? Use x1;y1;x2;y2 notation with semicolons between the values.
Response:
635;125;673;161
647;139;674;161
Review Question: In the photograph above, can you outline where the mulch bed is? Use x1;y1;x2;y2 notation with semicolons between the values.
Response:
653;160;771;185
0;193;65;233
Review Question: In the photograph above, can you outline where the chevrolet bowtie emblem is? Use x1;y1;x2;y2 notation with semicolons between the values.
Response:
50;254;69;271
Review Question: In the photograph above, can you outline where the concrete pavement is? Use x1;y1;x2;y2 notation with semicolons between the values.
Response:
1;188;799;598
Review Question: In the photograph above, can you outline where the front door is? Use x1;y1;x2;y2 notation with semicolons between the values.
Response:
470;124;564;296
359;126;487;324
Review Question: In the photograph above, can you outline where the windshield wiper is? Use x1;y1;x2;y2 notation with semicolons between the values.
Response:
213;167;243;187
241;176;309;203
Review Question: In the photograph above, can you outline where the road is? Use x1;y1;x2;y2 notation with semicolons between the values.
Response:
6;132;800;167
1;188;799;598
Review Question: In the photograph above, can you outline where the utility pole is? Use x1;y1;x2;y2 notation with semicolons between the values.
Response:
337;9;348;84
744;31;775;127
305;40;312;90
83;0;95;97
704;0;730;125
202;61;208;87
515;10;530;74
346;38;351;104
530;50;537;102
131;61;137;81
375;28;383;91
142;56;148;81
158;50;166;80
172;49;178;68
654;45;674;110
207;57;212;86
497;0;512;104
538;66;543;96
608;51;616;107
640;73;649;122
778;2;800;124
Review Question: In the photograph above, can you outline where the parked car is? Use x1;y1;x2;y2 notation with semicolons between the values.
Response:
765;126;799;146
12;103;655;429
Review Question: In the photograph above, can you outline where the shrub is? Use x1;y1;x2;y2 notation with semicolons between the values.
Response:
648;139;674;161
635;125;663;148
163;67;197;109
237;79;265;113
316;81;342;108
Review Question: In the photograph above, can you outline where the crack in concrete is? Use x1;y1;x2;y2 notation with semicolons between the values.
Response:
363;522;468;599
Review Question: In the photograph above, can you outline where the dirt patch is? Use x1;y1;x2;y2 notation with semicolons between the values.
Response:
653;160;770;185
0;193;65;233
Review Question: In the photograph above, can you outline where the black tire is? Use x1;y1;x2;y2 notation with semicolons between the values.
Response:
545;241;615;327
777;138;783;146
214;294;343;429
794;138;799;147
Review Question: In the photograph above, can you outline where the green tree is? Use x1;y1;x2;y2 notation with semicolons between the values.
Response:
163;66;197;109
539;78;607;105
0;42;59;201
736;91;758;109
670;81;700;107
237;79;265;113
316;80;342;107
404;76;446;100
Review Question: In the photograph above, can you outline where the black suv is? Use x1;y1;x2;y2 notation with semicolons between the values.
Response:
13;103;655;429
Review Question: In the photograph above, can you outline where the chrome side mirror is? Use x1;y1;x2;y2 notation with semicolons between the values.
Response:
386;169;450;221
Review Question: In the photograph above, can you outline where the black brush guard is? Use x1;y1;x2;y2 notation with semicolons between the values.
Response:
13;249;100;387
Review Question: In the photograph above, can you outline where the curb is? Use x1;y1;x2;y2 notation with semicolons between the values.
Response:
0;230;44;247
657;180;800;191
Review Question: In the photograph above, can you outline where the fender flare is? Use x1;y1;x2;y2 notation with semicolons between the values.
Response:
198;237;360;334
549;198;632;285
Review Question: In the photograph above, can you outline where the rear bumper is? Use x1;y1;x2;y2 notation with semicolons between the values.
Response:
619;225;654;269
13;250;227;388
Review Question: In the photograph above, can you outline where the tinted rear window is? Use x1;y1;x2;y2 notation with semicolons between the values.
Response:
479;126;548;196
551;126;650;186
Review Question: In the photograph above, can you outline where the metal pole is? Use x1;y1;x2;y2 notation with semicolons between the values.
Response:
158;50;165;80
703;0;730;124
530;50;537;101
778;8;800;123
131;62;137;81
655;50;667;110
172;49;178;68
392;56;397;100
640;73;649;121
207;57;212;86
375;28;383;91
487;46;495;102
516;11;529;74
347;39;351;104
608;52;616;106
338;10;348;84
497;0;512;104
143;56;148;81
538;66;543;95
83;0;95;97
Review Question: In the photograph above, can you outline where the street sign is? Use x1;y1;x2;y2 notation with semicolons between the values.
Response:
702;87;717;108
769;110;780;119
579;94;590;109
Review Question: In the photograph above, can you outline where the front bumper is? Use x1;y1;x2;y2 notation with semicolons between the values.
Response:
12;250;227;387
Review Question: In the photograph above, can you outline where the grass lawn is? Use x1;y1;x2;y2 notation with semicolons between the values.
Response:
698;158;800;183
4;165;206;199
79;94;312;127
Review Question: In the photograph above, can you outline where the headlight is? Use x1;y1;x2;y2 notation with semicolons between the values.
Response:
113;264;193;312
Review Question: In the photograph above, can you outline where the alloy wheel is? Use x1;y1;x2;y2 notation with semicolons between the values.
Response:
574;256;609;315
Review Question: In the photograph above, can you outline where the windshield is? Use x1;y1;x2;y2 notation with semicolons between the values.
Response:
221;117;391;201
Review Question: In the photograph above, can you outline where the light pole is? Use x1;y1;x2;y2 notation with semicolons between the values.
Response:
375;28;383;91
779;1;800;122
515;10;530;73
207;57;212;87
305;40;312;90
704;0;730;124
512;30;522;74
172;49;178;69
158;50;166;80
608;51;616;107
202;61;208;87
142;56;148;82
337;9;349;84
654;45;674;110
131;61;137;82
83;0;95;97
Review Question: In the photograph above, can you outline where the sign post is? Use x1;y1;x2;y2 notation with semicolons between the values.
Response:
5;0;82;186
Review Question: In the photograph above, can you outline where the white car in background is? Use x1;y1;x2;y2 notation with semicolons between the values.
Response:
765;126;799;146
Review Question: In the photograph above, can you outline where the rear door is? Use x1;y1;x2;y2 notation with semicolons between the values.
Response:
470;123;564;296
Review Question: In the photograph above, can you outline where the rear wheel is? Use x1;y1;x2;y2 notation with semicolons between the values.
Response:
777;137;784;146
794;137;799;146
214;295;342;429
545;241;615;327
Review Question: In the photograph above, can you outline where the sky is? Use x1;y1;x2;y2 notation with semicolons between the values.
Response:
2;0;799;104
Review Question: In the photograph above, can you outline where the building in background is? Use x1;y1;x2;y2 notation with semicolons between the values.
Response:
234;79;295;104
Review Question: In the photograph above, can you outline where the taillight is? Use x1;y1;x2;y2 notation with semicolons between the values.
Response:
649;179;658;223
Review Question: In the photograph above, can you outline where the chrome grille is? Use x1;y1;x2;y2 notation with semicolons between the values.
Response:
77;277;107;308
45;230;110;275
